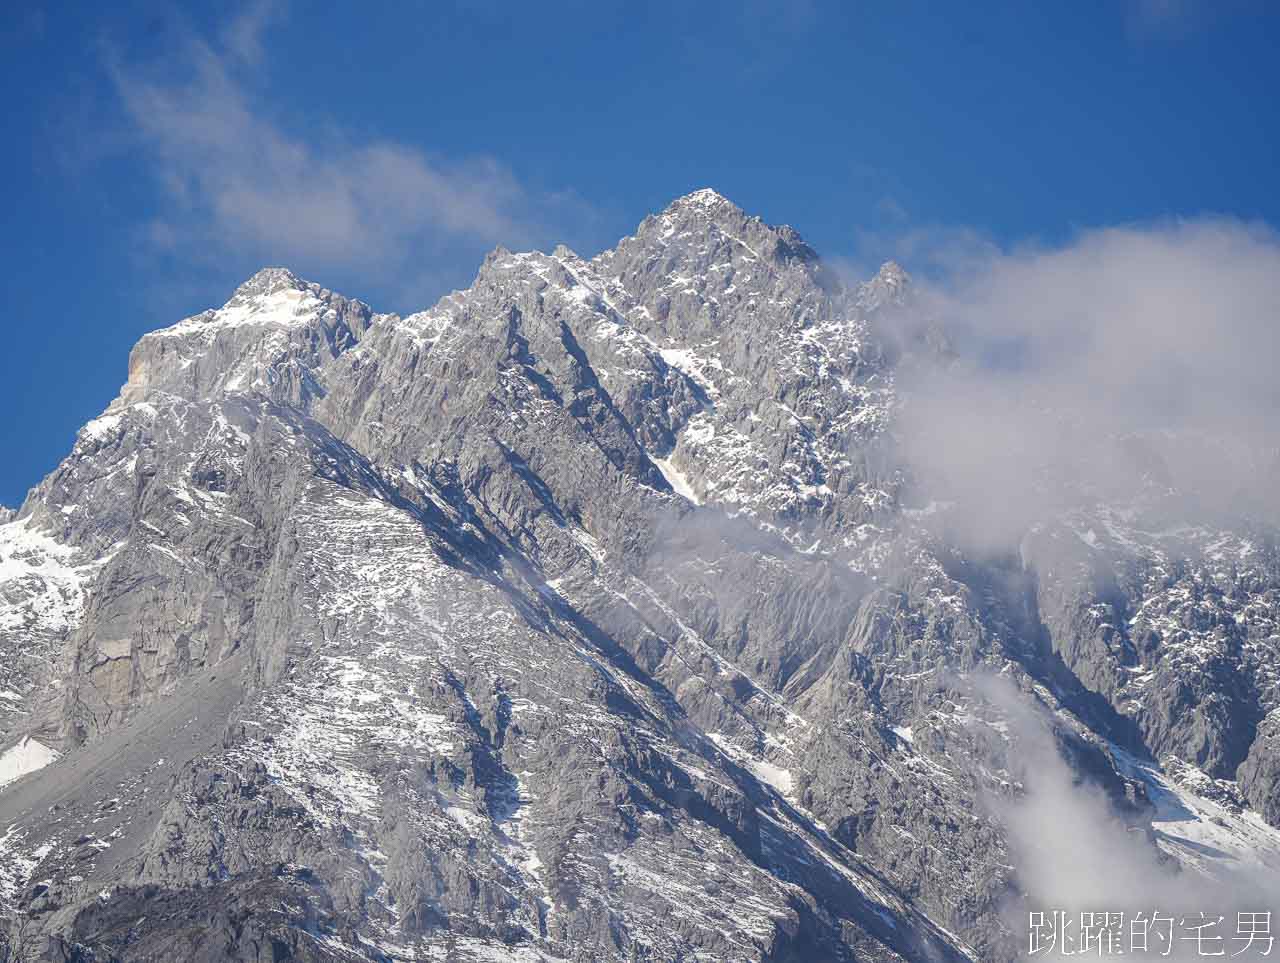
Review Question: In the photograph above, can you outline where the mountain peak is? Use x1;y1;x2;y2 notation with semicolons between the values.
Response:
229;266;306;302
857;260;912;311
8;188;1280;963
876;260;909;282
655;188;755;228
668;187;740;212
147;266;332;342
624;188;823;275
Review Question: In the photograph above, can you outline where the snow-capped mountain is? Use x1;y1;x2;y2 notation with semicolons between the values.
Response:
0;191;1277;961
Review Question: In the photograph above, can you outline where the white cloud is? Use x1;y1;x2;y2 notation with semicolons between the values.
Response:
976;675;1280;960
105;2;577;293
878;218;1280;549
220;0;285;64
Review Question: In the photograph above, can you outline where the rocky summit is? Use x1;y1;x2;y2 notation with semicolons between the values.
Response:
0;190;1277;962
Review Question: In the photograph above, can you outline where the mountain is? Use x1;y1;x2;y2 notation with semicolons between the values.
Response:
0;190;1277;962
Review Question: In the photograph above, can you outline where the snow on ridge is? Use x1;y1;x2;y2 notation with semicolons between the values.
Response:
76;401;159;449
0;517;103;636
678;187;733;209
78;411;123;444
155;285;327;339
1112;745;1280;878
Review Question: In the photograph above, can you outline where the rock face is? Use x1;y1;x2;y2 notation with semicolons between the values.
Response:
0;190;1277;962
1241;710;1280;825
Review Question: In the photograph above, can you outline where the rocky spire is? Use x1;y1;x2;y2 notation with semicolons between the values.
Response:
857;260;912;312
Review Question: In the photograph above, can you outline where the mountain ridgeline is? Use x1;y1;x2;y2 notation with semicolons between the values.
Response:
0;190;1277;961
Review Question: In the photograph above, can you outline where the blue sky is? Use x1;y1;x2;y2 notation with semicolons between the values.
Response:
2;0;1277;506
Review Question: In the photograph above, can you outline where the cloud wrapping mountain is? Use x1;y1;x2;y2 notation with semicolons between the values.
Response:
0;192;1276;961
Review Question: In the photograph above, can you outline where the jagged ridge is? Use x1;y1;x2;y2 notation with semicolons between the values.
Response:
0;191;1275;962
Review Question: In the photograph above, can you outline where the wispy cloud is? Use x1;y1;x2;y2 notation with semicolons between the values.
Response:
220;0;285;64
102;2;589;303
976;675;1280;959
869;217;1280;549
1128;0;1198;29
1122;0;1257;42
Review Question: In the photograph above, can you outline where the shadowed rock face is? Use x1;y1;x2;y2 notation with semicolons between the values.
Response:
0;190;1276;962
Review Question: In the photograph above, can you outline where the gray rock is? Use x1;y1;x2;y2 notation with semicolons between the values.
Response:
0;190;1274;962
1240;709;1280;825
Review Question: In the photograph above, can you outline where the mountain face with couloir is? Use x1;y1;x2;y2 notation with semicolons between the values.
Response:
0;190;1277;961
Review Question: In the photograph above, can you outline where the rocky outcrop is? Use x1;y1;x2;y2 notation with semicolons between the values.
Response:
0;191;1275;962
1240;709;1280;825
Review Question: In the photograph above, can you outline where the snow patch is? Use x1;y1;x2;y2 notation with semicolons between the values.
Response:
747;758;793;795
652;455;701;505
0;737;58;789
0;518;105;637
160;285;326;338
1112;746;1280;878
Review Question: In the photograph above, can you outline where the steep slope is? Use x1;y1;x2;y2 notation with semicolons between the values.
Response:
0;191;1276;962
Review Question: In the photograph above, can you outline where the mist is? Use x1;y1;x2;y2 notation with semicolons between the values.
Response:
977;674;1280;959
882;219;1280;550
